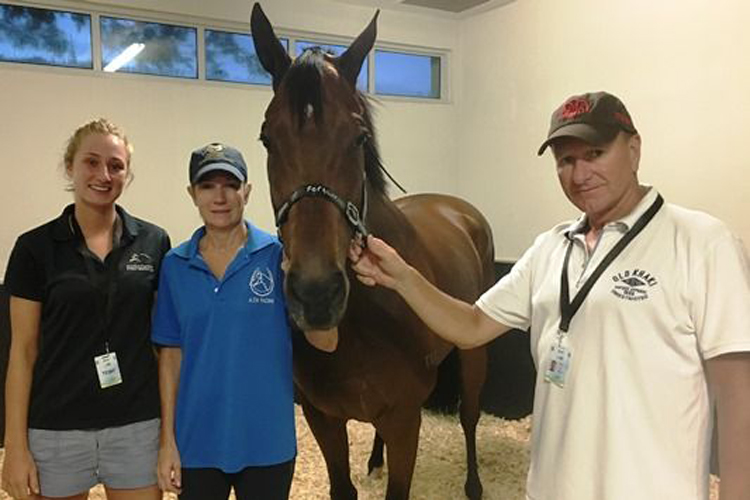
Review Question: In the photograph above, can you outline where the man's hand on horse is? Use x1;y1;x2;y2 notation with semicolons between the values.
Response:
349;235;410;290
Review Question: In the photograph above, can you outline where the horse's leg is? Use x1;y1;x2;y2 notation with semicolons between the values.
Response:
300;399;357;500
376;407;421;500
367;430;385;474
458;347;488;500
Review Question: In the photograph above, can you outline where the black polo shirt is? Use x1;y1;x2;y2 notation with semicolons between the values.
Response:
4;204;170;430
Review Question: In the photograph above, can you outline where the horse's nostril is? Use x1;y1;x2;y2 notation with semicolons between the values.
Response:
287;271;346;307
327;272;345;299
286;270;347;328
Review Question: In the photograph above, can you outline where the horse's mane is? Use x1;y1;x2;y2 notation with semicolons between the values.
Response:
284;47;388;196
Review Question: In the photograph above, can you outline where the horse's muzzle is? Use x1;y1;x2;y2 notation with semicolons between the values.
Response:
285;269;348;330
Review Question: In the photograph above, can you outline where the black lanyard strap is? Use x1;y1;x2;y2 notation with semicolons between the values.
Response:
559;194;664;333
75;215;123;348
82;249;121;344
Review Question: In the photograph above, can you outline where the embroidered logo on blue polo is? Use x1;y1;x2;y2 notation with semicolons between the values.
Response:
610;269;658;301
249;267;275;304
125;252;155;272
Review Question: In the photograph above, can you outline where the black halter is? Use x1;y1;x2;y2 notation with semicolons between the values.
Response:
274;181;368;243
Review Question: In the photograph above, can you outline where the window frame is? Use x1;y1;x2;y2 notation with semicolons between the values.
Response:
372;46;445;101
0;2;94;69
0;0;451;103
98;14;199;80
204;27;290;86
284;30;449;103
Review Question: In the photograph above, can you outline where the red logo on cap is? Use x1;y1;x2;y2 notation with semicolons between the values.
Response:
561;98;590;120
614;111;632;127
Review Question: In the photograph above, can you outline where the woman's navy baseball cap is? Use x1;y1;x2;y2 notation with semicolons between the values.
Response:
189;143;248;184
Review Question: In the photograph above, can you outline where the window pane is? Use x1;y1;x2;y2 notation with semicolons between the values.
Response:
0;4;91;68
206;29;288;85
100;16;196;78
296;40;368;92
375;50;440;99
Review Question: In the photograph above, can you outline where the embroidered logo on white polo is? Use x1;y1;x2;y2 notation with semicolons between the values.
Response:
610;269;659;301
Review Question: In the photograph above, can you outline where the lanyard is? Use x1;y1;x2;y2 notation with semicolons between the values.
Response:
559;194;664;333
82;248;122;351
74;215;123;351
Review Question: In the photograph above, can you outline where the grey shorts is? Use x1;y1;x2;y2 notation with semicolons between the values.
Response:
28;418;159;498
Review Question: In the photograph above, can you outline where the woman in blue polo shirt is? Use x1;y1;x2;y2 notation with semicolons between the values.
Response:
2;119;170;499
153;143;295;500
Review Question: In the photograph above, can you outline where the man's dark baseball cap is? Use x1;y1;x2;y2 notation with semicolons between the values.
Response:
189;143;247;184
537;91;638;156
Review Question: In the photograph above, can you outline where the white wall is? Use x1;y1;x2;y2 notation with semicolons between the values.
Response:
0;0;461;278
458;0;750;260
3;0;749;273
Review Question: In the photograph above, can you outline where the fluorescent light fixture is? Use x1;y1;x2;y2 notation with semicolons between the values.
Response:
103;43;145;72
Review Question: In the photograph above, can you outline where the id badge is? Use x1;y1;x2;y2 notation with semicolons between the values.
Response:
544;337;572;388
94;352;123;389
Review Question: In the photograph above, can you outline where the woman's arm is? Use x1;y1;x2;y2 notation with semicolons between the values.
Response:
156;346;183;494
1;297;41;498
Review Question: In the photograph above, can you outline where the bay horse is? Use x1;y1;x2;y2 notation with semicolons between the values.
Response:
251;4;496;499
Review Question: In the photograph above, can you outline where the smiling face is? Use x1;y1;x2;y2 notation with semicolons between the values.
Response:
552;131;643;229
66;133;130;209
188;171;251;231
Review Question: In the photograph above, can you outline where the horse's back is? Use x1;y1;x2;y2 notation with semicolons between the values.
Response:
395;193;495;300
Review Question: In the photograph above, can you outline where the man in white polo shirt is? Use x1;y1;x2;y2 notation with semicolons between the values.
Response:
349;91;750;499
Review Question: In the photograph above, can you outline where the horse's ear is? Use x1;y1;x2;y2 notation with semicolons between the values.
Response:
337;10;379;88
251;3;291;92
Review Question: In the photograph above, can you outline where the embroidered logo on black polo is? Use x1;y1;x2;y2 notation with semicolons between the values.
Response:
125;252;155;272
249;267;275;304
610;269;658;301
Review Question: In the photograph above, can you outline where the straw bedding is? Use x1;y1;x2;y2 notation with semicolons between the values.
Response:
0;405;719;499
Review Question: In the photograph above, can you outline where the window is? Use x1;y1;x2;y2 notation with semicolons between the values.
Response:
1;3;445;100
0;3;91;68
375;50;440;99
100;16;196;78
205;29;288;85
296;40;368;92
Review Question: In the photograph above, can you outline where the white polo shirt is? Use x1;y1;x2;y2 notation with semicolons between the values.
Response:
477;188;750;500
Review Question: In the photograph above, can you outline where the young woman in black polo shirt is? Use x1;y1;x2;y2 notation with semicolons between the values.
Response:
2;119;170;500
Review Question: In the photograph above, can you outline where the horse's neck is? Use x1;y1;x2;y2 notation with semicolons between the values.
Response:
368;195;413;243
367;194;434;278
355;194;451;361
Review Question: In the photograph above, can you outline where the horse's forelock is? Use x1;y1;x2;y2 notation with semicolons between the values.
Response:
285;48;325;130
282;48;388;197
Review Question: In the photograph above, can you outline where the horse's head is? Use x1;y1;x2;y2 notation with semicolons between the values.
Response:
251;3;385;332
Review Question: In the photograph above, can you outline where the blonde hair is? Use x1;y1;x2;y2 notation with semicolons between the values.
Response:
63;118;134;186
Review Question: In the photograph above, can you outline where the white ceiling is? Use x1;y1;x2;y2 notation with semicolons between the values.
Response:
330;0;516;17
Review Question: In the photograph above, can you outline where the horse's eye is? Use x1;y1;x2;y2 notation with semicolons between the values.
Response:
354;132;369;148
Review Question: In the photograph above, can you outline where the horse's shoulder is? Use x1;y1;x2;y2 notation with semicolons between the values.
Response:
394;193;490;235
389;193;494;297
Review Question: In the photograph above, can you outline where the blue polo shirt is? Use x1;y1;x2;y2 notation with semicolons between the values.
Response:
151;222;296;471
